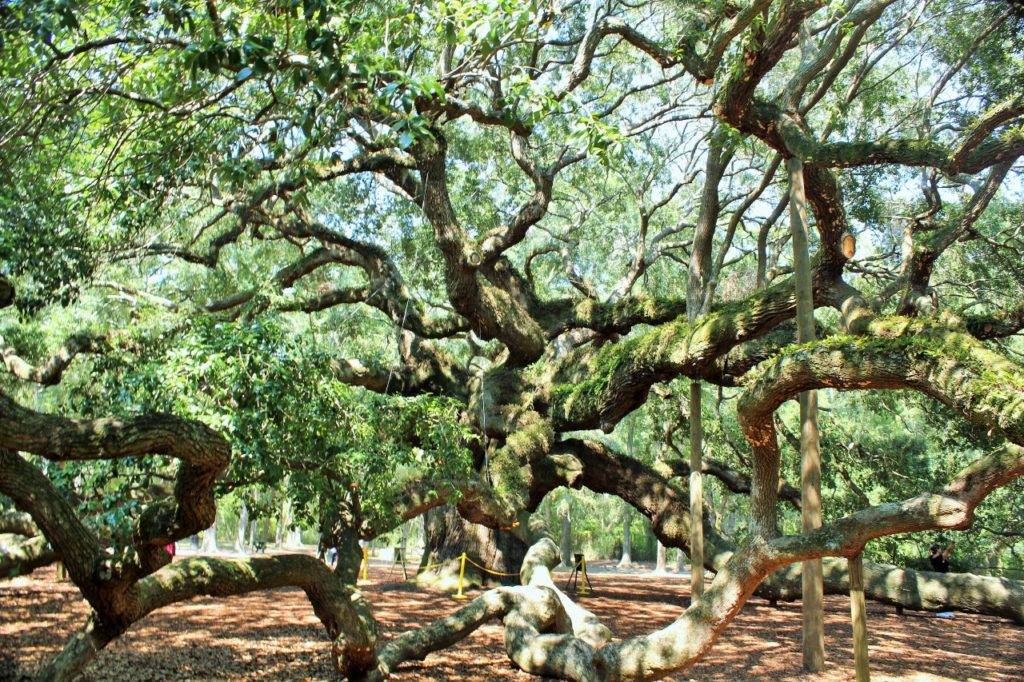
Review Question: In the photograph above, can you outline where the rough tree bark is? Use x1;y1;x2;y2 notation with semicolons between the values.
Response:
386;426;1023;680
688;382;705;599
848;553;870;682
0;534;56;578
769;557;1024;624
684;132;731;604
361;537;611;682
361;423;1024;682
417;505;527;591
557;434;1024;625
3;4;1023;680
38;554;379;681
0;308;383;682
0;511;56;578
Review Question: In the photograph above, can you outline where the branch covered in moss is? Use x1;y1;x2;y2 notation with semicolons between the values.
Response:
546;278;802;431
0;534;57;579
370;436;1024;681
737;315;1024;540
1;332;106;385
536;295;688;338
134;554;378;675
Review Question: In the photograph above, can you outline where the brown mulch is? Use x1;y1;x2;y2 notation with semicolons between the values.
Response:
2;564;1021;681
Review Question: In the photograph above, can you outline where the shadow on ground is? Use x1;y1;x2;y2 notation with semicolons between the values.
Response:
1;564;1021;680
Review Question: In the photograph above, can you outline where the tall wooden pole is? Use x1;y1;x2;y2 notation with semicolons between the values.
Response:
689;381;704;601
849;552;871;682
787;157;825;671
686;131;728;605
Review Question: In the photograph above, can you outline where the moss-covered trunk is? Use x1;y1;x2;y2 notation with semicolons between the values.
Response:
416;505;527;592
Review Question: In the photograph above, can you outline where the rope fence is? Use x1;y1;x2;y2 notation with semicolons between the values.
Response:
463;554;520;576
361;548;599;600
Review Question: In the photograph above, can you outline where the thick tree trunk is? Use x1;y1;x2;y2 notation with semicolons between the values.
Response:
321;514;363;585
417;505;527;592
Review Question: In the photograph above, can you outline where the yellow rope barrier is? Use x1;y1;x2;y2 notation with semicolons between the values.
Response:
452;553;524;599
463;555;521;577
397;552;520;597
383;556;445;582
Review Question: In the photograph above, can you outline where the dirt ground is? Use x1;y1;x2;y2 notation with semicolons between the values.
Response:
2;562;1022;681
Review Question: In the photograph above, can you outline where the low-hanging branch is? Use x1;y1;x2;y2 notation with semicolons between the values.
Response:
0;533;56;579
359;434;1024;681
1;332;107;385
545;435;1024;624
0;392;231;572
0;509;57;578
659;454;803;510
0;404;383;682
737;316;1024;517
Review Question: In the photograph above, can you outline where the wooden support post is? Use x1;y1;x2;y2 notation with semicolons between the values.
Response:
787;157;825;671
849;552;871;682
689;381;705;602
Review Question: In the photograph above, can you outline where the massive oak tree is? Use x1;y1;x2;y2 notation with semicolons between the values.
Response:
1;0;1023;680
